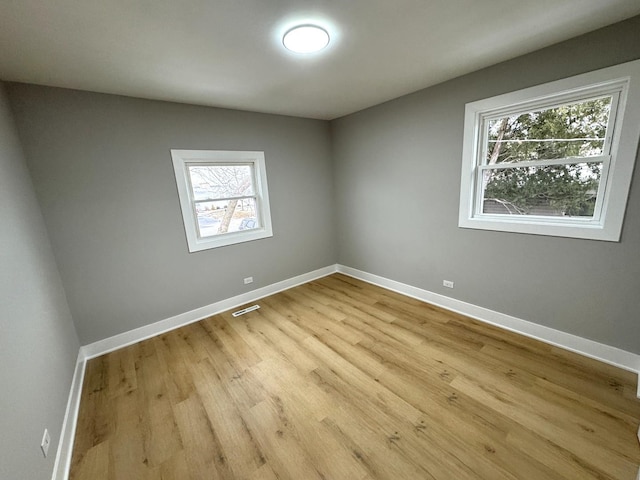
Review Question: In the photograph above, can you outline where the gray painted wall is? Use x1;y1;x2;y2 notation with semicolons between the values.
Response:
4;17;640;356
7;87;336;344
331;17;640;354
0;84;80;479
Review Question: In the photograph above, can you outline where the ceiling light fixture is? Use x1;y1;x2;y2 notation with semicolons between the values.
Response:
283;25;330;54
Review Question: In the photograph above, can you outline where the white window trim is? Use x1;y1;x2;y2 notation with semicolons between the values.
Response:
171;149;273;252
458;59;640;241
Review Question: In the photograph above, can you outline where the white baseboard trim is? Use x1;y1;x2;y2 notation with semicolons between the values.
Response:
81;265;338;360
51;351;87;480
337;264;640;381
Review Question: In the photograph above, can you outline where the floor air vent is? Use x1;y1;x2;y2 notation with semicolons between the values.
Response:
232;305;260;317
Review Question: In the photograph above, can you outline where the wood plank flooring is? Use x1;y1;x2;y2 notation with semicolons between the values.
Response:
69;273;640;480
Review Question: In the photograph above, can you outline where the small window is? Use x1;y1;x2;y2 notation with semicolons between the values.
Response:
459;60;640;241
171;150;273;252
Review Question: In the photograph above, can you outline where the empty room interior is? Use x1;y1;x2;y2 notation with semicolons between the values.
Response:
2;2;640;479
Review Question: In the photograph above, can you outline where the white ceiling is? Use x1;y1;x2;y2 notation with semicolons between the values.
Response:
2;1;639;120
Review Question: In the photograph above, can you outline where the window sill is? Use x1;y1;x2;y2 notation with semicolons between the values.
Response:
458;215;617;241
186;227;273;253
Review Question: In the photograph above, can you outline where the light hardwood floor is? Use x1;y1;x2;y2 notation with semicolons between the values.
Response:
70;273;640;480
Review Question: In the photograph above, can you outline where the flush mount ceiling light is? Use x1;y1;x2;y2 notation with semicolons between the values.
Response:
283;25;330;54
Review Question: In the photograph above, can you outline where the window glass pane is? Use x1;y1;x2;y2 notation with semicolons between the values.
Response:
188;164;255;200
482;162;602;217
486;97;612;164
196;198;259;238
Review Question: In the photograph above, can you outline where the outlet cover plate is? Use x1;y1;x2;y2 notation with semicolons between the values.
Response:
41;429;50;457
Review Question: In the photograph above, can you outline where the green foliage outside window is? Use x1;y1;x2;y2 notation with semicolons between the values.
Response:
483;97;611;217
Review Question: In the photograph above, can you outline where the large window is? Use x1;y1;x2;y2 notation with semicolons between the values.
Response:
171;150;273;252
459;60;640;241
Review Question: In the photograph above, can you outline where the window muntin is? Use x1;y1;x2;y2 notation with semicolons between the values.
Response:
171;150;273;252
459;60;640;241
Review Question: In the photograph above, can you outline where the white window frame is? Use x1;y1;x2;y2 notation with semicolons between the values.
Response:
171;149;273;252
458;59;640;241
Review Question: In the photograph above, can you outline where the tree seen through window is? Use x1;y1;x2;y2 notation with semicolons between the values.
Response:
482;97;611;217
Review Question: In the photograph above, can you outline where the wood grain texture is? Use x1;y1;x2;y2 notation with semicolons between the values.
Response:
69;274;640;480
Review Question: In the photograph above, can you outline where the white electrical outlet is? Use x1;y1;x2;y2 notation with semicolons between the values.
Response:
243;276;253;285
41;429;50;458
443;280;454;288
